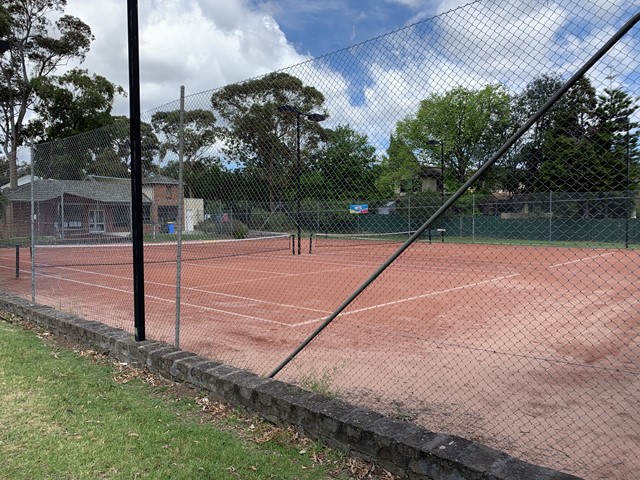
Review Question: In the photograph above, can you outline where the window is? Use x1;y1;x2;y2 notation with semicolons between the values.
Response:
59;204;83;229
165;185;173;198
158;206;178;223
89;210;105;232
112;205;130;227
143;205;152;224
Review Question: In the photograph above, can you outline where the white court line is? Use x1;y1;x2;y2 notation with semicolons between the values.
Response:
291;251;623;327
31;263;340;315
286;252;516;275
168;278;332;315
6;249;622;330
292;273;522;327
548;252;616;268
2;261;522;328
197;265;360;289
20;269;297;326
183;261;300;275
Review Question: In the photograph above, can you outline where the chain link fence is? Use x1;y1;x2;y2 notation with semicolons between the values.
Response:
1;2;639;478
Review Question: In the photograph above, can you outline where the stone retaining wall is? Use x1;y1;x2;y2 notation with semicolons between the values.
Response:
0;293;580;480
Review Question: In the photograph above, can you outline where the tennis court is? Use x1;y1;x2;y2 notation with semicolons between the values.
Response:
2;237;637;370
1;237;638;477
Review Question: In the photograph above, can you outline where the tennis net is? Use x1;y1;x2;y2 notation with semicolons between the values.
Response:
310;230;445;253
28;233;294;268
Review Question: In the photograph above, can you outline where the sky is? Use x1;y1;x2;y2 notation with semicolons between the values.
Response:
58;0;640;151
62;0;449;116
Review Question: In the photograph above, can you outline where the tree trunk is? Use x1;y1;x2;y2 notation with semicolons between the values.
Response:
8;148;18;188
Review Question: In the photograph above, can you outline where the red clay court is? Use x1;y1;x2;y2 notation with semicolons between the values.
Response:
1;238;638;478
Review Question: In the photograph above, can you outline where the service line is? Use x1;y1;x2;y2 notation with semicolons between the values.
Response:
292;273;522;327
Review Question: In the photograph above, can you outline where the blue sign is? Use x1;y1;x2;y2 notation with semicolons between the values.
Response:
349;204;369;214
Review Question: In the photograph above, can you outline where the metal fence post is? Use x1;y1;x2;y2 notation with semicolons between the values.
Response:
549;191;553;243
472;194;476;243
175;85;185;348
30;143;35;304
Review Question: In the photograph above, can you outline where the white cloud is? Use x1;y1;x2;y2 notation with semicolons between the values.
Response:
57;0;638;155
436;2;568;91
64;0;310;115
292;0;639;155
384;0;420;7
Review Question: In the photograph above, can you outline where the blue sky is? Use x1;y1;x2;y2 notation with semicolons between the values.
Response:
251;0;441;57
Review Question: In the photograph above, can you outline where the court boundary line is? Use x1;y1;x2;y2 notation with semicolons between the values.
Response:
22;263;352;315
292;273;522;326
290;251;620;327
16;265;333;316
14;267;299;326
2;249;626;330
548;251;616;268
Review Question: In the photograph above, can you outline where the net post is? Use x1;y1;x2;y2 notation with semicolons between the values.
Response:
309;233;313;254
15;244;19;278
291;234;295;255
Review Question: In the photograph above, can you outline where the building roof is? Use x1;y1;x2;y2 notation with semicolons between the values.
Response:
142;175;179;185
85;175;130;184
4;179;151;204
418;166;443;178
1;175;42;191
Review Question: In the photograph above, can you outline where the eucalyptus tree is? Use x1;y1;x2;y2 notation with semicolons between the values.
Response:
311;124;379;202
536;78;635;194
25;68;124;142
151;109;218;197
0;0;93;187
376;133;421;197
210;72;326;210
506;74;565;193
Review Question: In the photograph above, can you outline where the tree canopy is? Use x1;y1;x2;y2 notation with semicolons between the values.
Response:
393;84;511;193
307;124;379;202
25;68;124;142
1;0;93;187
376;134;421;197
505;74;565;192
211;72;327;209
151;109;218;197
537;82;638;194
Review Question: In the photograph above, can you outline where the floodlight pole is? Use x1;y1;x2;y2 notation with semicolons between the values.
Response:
616;116;632;248
625;119;631;249
296;113;302;254
428;139;444;198
278;105;327;254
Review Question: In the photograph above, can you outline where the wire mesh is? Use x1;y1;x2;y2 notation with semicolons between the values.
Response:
1;2;639;478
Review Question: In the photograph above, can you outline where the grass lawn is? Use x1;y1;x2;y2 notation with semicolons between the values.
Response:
0;312;394;480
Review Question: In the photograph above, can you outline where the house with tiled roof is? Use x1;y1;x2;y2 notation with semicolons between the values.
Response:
1;178;152;240
1;175;204;240
141;175;204;234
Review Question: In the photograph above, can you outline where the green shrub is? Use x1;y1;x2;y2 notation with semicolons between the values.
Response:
195;219;216;233
195;218;248;239
231;220;248;239
247;208;294;232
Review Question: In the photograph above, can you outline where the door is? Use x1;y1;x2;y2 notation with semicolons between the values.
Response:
89;210;105;233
